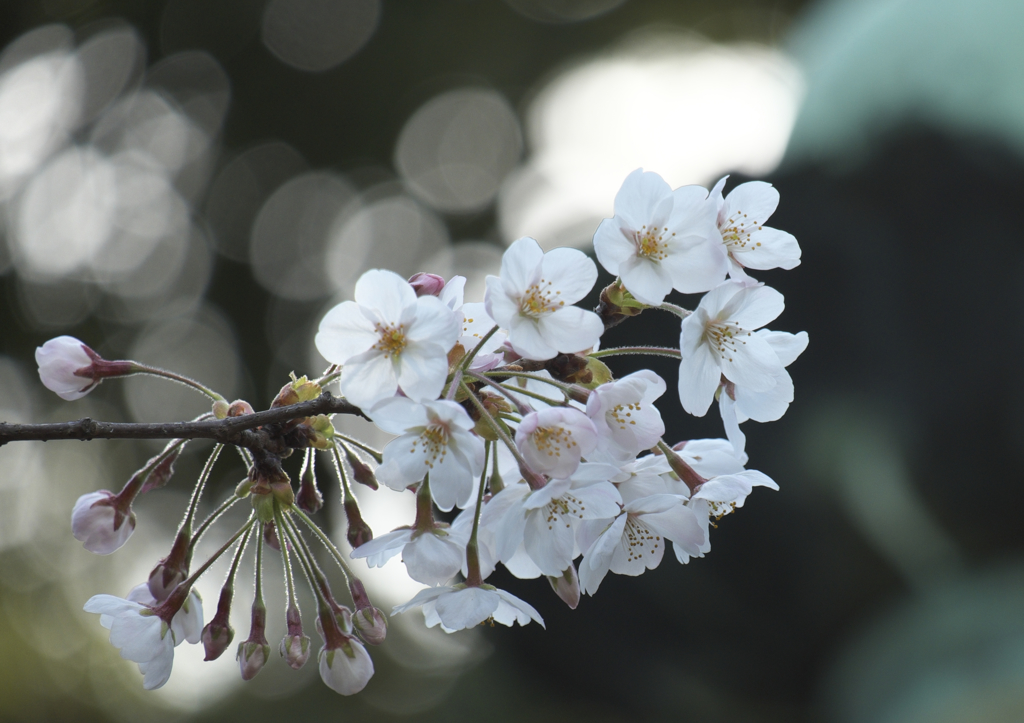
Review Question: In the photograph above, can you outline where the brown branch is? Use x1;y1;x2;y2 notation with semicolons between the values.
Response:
0;392;365;448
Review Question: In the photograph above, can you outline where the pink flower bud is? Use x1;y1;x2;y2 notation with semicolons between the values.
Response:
352;607;388;646
297;467;323;514
344;499;373;548
281;604;310;669
547;565;580;610
71;490;136;555
281;634;311;669
319;638;374;696
35;336;133;400
202;587;235;661
237;641;271;681
35;336;97;400
407;272;445;297
345;448;378;490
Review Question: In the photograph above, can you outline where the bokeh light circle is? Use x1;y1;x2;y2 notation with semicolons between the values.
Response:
261;0;381;72
395;88;522;213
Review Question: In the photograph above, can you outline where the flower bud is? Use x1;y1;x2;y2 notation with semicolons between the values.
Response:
547;565;580;610
352;606;388;646
35;336;133;401
319;638;374;696
139;447;181;494
280;604;310;669
202;587;235;661
71;490;136;555
212;399;230;419
237;641;271;681
344;448;378;490
407;272;445;297
297;461;323;514
148;531;190;602
237;599;270;680
227;399;255;416
272;375;322;408
263;521;282;552
344;498;373;549
281;634;311;670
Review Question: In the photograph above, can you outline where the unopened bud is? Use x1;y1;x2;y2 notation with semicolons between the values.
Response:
237;641;271;681
263;521;282;552
353;606;388;645
202;587;235;661
272;375;322;408
281;603;310;669
309;414;335;450
344;448;378;491
547;565;580;609
140;447;182;494
280;633;311;669
148;532;190;602
408;272;445;297
227;399;255;416
212;399;230;419
297;462;323;514
344;498;373;548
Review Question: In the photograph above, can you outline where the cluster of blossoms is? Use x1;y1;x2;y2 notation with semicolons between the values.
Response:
36;169;806;695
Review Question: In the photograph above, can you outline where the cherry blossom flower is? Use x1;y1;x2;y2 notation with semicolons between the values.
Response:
351;525;467;586
593;168;725;304
484;237;603;361
315;269;460;409
718;330;808;456
392;583;544;632
577;494;704;595
515;407;598;479
674;469;779;565
439;275;508;371
319;637;374;695
125;583;203;646
708;176;801;280
71;490;136;554
490;463;622;577
84;594;176;689
370;398;485;511
585;370;666;463
678;280;786;417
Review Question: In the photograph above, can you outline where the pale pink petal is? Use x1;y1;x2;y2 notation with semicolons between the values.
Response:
354;269;417;321
315;301;380;364
339;352;398;409
539;247;597;304
678;345;721;417
536;306;603;356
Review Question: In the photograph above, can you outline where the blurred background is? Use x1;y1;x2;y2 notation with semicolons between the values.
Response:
1;0;1023;721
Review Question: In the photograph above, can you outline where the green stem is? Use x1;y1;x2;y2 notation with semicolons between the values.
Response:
292;507;355;582
181;444;223;542
459;324;500;372
334;433;383;464
464;442;491;587
274;505;298;609
657;302;692;319
189;492;240;552
589;346;682;360
130;363;224;402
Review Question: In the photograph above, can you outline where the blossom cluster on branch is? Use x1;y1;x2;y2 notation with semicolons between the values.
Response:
28;169;807;695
